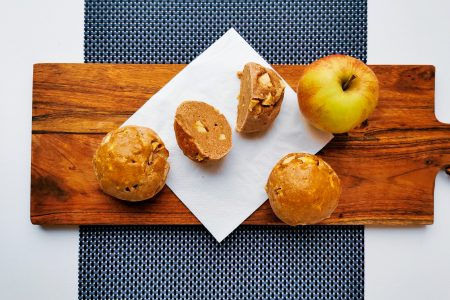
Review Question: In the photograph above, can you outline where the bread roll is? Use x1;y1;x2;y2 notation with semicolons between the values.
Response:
236;62;286;133
93;125;169;201
174;101;232;162
265;153;341;225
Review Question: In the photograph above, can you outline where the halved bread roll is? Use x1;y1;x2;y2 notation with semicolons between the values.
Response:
174;101;232;162
236;62;286;133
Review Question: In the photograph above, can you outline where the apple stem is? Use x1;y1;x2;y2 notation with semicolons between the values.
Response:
342;74;357;91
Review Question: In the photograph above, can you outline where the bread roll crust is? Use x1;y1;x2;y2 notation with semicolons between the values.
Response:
265;153;341;225
236;62;286;133
174;101;232;162
93;125;169;201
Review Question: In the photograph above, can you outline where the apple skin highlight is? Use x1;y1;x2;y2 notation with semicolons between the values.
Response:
297;54;379;134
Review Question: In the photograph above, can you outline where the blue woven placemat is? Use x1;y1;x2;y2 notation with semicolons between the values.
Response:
80;1;366;299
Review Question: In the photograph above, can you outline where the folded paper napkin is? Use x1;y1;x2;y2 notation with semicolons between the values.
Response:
123;28;332;242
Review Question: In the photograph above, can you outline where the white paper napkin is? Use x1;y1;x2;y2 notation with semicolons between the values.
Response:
123;28;333;242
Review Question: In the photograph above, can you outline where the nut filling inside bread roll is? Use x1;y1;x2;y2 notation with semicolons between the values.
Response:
236;62;286;133
174;101;232;162
93;125;170;202
265;153;341;225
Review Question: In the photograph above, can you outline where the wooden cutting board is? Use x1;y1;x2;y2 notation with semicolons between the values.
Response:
31;63;449;226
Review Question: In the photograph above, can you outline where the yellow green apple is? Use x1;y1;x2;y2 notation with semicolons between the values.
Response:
297;54;379;134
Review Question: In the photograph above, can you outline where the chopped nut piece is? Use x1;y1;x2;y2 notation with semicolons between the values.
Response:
147;152;153;165
151;141;160;151
237;71;243;79
275;187;283;196
195;120;208;133
261;93;275;106
282;156;295;165
299;156;315;164
329;176;335;188
248;99;260;111
195;153;205;161
219;134;226;140
258;73;272;87
102;133;111;144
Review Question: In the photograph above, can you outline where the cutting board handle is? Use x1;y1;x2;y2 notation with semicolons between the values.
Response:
438;124;450;176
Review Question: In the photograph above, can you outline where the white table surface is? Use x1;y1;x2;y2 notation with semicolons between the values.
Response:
0;0;449;299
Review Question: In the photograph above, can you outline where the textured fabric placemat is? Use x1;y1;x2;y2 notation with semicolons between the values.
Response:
80;1;366;299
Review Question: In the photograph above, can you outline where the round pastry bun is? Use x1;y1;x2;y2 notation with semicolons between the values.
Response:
265;153;341;225
93;125;169;202
174;100;232;162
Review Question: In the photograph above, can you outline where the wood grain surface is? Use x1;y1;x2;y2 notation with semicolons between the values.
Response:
31;63;450;226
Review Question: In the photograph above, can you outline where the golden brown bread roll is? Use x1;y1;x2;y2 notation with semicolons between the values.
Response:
93;125;169;201
174;100;232;162
265;153;341;225
236;62;286;133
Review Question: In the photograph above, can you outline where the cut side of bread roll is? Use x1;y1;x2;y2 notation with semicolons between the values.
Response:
236;62;286;133
174;101;232;162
